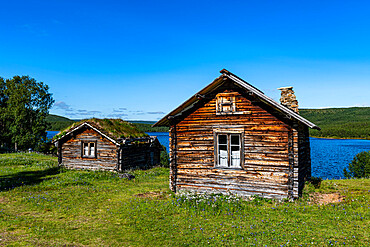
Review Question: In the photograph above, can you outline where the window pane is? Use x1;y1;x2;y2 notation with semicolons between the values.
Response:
223;105;231;112
231;150;240;167
218;135;227;144
231;135;241;167
90;143;95;156
218;134;228;167
231;135;239;145
83;143;89;156
219;150;228;167
219;144;227;151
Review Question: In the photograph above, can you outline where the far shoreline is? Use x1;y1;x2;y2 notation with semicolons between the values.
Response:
46;130;369;141
310;136;370;141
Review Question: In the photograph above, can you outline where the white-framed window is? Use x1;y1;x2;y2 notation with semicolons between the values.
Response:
215;133;242;168
82;141;97;158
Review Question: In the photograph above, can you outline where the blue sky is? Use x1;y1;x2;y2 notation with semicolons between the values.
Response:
1;0;369;120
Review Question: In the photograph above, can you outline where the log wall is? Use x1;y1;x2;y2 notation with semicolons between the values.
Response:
170;88;303;199
60;128;118;171
59;127;162;172
119;144;160;171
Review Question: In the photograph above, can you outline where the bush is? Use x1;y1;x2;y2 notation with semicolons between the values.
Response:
343;150;370;178
0;145;13;153
36;141;57;155
308;176;323;188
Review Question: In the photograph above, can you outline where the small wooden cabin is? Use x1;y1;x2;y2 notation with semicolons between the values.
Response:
53;119;162;171
154;69;320;199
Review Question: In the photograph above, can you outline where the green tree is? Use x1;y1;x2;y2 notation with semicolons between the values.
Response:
0;76;54;151
343;150;370;178
0;77;8;147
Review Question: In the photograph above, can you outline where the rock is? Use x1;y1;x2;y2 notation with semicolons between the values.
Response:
117;173;135;180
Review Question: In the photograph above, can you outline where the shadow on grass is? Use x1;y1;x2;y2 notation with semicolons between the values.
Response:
0;166;61;191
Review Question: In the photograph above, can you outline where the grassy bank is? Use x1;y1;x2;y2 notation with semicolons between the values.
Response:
1;153;369;246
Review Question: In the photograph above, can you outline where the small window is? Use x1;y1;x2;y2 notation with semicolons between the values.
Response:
216;92;251;115
82;142;97;158
216;133;242;168
216;93;236;114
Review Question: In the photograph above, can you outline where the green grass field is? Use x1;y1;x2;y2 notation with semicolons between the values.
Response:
1;153;369;246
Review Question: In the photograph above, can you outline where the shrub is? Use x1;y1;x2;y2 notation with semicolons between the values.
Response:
343;150;370;178
0;145;12;153
36;141;57;155
309;176;323;188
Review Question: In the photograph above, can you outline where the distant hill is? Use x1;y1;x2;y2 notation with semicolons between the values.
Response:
126;120;169;131
46;115;169;132
300;107;370;140
46;114;75;122
127;120;156;125
46;114;76;131
128;122;169;132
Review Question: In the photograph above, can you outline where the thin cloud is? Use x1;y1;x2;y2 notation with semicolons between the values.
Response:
20;23;48;36
147;111;165;115
78;110;101;116
107;113;129;118
65;112;78;116
89;110;101;114
60;106;102;117
113;108;127;113
54;101;72;110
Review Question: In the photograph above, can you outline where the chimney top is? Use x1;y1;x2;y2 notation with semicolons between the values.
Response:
278;86;299;113
277;86;293;90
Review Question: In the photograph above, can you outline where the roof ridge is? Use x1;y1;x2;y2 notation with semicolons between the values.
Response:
220;69;265;95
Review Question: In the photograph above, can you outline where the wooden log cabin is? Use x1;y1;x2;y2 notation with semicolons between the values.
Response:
153;69;320;199
53;118;162;171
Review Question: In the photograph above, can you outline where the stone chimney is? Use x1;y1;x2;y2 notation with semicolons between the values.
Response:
277;86;299;113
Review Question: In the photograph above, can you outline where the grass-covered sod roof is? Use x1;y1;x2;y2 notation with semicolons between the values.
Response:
53;118;149;141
